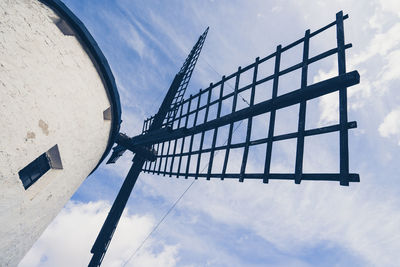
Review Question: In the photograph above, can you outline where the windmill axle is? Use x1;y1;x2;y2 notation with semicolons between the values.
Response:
115;133;157;161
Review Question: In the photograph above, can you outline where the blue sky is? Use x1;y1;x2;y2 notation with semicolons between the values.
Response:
20;0;400;266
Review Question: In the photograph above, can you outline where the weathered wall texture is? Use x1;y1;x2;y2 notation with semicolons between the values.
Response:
0;1;112;265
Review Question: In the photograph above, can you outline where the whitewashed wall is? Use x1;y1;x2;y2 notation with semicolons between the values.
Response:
0;1;113;265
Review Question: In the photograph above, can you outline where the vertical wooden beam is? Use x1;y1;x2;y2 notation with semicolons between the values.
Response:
240;57;259;182
195;84;213;178
336;11;350;186
294;30;310;184
222;67;241;180
177;96;193;177
207;76;225;179
142;119;146;134
263;45;281;183
157;142;165;174
169;101;185;176
152;143;160;174
185;92;202;178
163;140;172;176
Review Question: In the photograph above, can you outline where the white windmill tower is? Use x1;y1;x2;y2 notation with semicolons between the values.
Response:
0;0;121;265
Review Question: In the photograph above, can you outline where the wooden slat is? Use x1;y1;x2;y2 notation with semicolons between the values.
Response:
336;11;350;186
222;67;241;180
207;76;225;179
185;92;202;179
240;57;259;182
195;84;213;178
264;45;281;183
132;71;359;148
294;29;310;184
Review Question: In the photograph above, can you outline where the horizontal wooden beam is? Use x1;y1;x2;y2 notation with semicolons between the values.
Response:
131;71;360;147
150;121;357;158
143;170;360;183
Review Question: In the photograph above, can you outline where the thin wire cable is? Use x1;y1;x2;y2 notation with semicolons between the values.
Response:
121;178;196;266
122;120;244;266
122;61;250;266
203;59;250;106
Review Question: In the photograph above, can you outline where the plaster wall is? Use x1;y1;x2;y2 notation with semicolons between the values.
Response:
0;1;112;265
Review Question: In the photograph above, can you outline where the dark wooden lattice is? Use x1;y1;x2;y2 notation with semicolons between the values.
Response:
140;11;359;185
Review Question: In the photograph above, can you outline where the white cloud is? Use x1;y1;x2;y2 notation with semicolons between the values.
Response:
377;49;400;89
115;0;180;65
312;13;400;125
19;201;179;267
312;66;339;125
100;10;147;59
318;93;339;125
378;107;400;145
379;0;400;17
124;24;146;58
349;21;400;77
139;173;400;266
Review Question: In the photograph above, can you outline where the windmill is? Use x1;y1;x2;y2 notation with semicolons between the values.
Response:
88;11;360;266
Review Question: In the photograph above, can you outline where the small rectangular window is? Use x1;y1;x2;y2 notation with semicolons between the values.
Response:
19;154;50;189
103;107;111;120
55;19;75;36
18;145;63;190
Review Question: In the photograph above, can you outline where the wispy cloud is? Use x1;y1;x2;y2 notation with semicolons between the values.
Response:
19;201;179;267
379;107;400;145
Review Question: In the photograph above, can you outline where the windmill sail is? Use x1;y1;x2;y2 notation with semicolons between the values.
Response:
140;12;359;185
107;28;209;165
142;27;209;134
